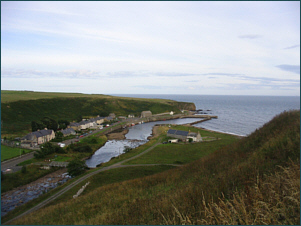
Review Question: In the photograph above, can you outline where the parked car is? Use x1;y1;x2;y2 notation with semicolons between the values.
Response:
79;135;84;138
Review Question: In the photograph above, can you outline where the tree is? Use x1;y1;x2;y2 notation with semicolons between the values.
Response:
67;158;87;177
31;121;39;132
76;115;83;122
58;120;70;130
55;131;64;141
41;117;58;132
21;165;27;174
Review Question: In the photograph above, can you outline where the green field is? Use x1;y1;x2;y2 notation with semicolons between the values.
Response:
1;90;195;136
1;145;32;161
123;125;238;165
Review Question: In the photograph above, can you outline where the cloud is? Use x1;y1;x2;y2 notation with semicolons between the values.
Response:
284;44;300;49
1;68;107;79
200;73;243;76
276;65;300;74
238;34;262;39
219;82;299;91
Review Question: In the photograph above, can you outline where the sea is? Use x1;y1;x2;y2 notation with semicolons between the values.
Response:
111;94;300;137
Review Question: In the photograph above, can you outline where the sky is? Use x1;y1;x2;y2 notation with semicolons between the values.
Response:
1;1;300;96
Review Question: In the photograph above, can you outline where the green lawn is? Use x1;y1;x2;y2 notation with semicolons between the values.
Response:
1;145;33;161
124;125;239;165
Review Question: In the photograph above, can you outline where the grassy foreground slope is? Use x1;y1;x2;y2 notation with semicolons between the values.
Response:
11;110;300;225
1;91;195;136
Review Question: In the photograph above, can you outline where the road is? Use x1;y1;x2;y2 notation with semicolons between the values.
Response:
3;138;181;225
1;152;36;172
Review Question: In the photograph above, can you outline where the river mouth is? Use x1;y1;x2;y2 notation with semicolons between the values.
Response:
86;118;205;168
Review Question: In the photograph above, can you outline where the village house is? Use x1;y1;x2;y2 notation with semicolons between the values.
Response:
109;113;116;119
128;114;135;118
67;113;114;131
167;129;202;142
141;111;152;118
95;116;105;125
21;128;55;147
61;128;76;137
68;122;81;131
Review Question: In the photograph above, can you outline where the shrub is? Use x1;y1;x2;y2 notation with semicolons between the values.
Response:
67;158;87;177
73;145;93;153
21;165;27;174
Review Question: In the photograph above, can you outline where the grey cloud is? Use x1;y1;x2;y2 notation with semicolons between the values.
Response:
1;68;106;79
276;65;300;74
107;71;145;78
238;34;262;39
155;72;195;77
107;71;196;78
198;73;299;87
132;85;165;90
284;45;300;50
219;82;299;91
186;80;199;83
200;73;243;76
1;69;52;78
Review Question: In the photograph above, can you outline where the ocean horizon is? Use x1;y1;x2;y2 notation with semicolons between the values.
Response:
111;94;300;136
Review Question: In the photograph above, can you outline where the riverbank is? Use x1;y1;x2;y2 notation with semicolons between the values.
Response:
1;168;71;217
106;128;129;140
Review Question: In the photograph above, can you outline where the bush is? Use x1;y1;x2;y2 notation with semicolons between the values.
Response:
73;145;93;153
21;165;27;174
34;142;66;158
67;158;87;177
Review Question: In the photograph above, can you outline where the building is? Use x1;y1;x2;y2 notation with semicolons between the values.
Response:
61;128;76;137
21;129;55;147
167;129;202;142
109;113;116;119
95;116;105;125
68;122;80;131
141;111;152;118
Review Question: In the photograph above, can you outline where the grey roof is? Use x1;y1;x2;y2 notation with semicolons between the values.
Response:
23;129;53;140
70;122;80;127
167;129;177;135
167;129;189;136
61;128;76;135
188;132;197;137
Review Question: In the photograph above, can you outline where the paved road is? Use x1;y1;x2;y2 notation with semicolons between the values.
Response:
3;139;181;225
1;152;36;172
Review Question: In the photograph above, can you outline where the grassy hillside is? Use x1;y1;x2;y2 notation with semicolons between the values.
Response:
1;91;195;136
8;110;300;225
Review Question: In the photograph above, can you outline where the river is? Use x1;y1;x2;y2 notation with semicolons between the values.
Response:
85;118;203;168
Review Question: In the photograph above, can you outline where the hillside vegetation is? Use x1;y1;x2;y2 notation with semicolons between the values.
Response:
1;90;195;136
9;110;300;225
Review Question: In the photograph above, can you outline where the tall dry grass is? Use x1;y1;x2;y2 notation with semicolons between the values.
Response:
162;160;300;225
